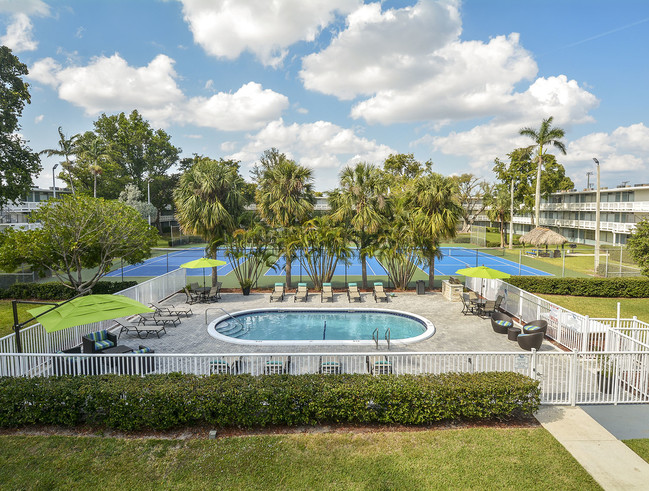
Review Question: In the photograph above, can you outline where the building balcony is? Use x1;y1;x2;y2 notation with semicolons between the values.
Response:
540;201;649;213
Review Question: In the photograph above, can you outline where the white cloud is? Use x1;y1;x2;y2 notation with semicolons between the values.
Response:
0;0;50;52
34;114;44;123
226;118;395;188
29;53;288;131
301;0;462;99
179;0;359;67
0;0;49;16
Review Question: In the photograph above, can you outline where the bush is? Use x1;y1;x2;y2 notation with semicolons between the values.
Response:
0;372;540;430
506;276;649;298
0;281;138;300
452;236;471;244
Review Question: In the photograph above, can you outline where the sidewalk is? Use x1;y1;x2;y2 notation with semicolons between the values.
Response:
536;406;649;490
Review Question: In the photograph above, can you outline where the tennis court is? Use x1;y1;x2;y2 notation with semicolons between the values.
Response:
265;253;387;277
427;247;552;276
106;247;235;278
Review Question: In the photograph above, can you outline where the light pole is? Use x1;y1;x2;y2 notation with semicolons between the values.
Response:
509;172;514;249
147;179;151;226
586;171;593;190
593;158;601;273
52;164;59;198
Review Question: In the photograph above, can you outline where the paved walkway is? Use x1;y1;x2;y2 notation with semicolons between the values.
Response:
536;406;649;490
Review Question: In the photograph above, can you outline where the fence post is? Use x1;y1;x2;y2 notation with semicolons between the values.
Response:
581;315;589;352
570;351;579;406
530;348;537;380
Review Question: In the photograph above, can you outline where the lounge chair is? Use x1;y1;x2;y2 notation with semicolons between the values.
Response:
184;287;201;305
136;312;181;327
490;311;513;334
366;355;392;375
115;319;166;339
319;356;341;374
373;282;388;303
265;356;291;374
294;283;308;302
209;356;240;375
82;329;118;353
321;283;333;302
149;302;192;317
522;319;548;335
517;332;544;351
460;293;476;315
347;282;361;302
270;282;285;302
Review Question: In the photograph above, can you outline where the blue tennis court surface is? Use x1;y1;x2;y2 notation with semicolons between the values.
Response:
423;247;551;276
265;253;387;277
106;247;235;277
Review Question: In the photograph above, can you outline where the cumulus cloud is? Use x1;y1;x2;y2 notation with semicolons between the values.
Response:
179;0;359;67
28;53;288;131
226;118;395;187
0;0;49;52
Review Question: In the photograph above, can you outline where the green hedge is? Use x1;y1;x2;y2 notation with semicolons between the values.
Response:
0;372;540;430
507;277;649;298
0;281;138;300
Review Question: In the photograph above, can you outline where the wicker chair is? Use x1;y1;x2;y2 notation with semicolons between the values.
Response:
517;332;544;351
523;319;548;335
491;311;513;334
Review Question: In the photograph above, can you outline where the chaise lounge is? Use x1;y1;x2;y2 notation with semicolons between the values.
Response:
321;282;333;302
270;283;285;302
373;282;388;303
347;282;361;302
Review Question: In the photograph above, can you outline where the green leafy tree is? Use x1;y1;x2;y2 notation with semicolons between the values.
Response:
173;157;245;284
0;195;157;293
224;223;276;291
519;117;567;226
255;150;314;288
484;183;511;247
119;183;157;222
40;127;79;195
0;46;41;206
383;153;431;179
75;134;113;198
329;163;389;289
627;219;649;277
289;216;352;290
453;174;492;233
411;173;463;289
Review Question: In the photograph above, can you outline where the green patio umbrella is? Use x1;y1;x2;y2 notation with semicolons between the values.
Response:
180;257;227;287
454;265;511;299
27;294;154;333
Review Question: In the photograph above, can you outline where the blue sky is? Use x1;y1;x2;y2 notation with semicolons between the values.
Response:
2;0;649;192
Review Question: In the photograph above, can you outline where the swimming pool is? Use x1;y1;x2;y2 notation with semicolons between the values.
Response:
207;308;435;345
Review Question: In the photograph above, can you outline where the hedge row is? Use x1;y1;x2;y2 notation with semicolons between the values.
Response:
0;281;138;300
0;372;540;430
507;276;649;298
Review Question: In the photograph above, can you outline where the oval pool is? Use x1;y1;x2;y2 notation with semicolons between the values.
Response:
207;308;435;345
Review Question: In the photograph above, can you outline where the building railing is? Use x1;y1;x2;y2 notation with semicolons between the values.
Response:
541;201;649;213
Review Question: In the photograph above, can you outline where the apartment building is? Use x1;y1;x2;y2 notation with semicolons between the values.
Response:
0;187;72;231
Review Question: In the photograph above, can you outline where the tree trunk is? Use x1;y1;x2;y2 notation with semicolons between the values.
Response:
500;216;505;248
428;254;435;291
534;155;542;227
285;252;292;290
361;255;368;289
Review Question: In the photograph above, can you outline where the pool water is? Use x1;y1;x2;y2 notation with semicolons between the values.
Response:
208;308;435;345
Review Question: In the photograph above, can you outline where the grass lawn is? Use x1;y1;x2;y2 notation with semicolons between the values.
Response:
0;300;38;338
537;294;649;323
0;429;599;490
624;439;649;464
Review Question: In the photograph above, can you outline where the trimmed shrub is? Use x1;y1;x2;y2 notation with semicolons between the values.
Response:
0;281;138;300
506;276;649;298
0;372;540;430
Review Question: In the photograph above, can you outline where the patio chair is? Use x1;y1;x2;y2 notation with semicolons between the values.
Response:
53;346;88;375
321;283;334;303
190;282;200;291
490;311;513;334
82;329;118;353
373;282;388;303
294;283;308;302
204;286;220;303
366;355;392;375
270;282;285;302
136;311;181;327
184;287;201;305
517;331;544;351
131;345;156;374
115;319;166;339
522;319;548;335
149;302;192;317
265;355;291;374
210;356;240;375
481;295;504;317
319;356;341;374
347;282;361;302
460;293;476;315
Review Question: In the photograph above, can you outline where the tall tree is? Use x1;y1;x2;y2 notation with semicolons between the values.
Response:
453;173;492;233
411;173;463;289
173;157;245;285
383;153;432;179
627;219;649;277
77;135;112;198
40;127;79;195
484;183;511;248
255;150;314;288
0;46;41;206
329;163;388;289
0;195;157;293
519;116;567;226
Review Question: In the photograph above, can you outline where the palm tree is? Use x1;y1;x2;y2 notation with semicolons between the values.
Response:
410;173;463;290
39;127;79;194
174;157;245;285
78;136;111;198
329;163;388;289
484;183;511;247
255;154;314;288
519;117;567;227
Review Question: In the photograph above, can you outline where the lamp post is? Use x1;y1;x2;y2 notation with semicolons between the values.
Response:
147;179;152;226
52;164;59;198
509;171;514;249
593;158;601;273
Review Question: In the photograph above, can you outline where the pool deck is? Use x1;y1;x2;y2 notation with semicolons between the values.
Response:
118;290;561;354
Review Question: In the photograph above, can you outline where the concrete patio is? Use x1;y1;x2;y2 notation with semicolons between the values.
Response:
115;290;561;355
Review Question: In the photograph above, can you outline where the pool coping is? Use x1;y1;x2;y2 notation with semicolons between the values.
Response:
207;307;436;346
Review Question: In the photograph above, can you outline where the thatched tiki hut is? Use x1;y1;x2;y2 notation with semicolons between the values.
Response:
519;227;568;257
